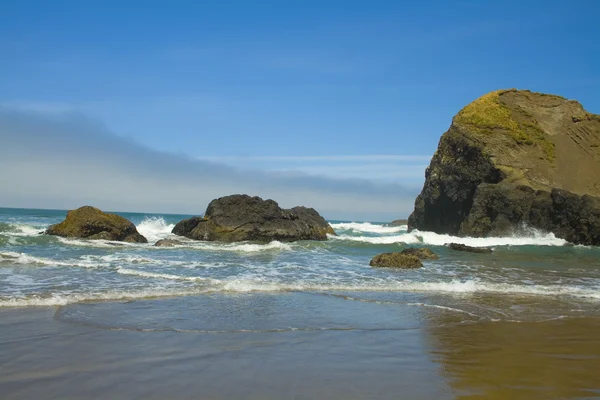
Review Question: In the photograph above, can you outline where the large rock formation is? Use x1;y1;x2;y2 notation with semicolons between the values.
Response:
172;194;336;243
46;206;147;243
408;89;600;246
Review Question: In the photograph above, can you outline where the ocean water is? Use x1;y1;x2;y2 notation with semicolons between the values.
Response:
1;207;599;317
1;206;600;399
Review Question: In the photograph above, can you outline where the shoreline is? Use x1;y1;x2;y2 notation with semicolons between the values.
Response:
2;293;600;399
0;294;452;400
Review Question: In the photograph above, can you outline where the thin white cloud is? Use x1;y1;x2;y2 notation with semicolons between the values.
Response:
272;164;428;181
0;107;422;221
197;155;431;162
197;154;430;183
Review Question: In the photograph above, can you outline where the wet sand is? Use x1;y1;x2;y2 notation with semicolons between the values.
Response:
1;293;599;399
429;318;600;399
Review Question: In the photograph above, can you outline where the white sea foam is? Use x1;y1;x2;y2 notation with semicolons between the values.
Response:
116;267;212;282
136;217;175;243
56;234;292;253
2;276;599;307
192;240;293;253
80;254;224;269
214;277;600;300
393;280;600;300
0;223;45;237
13;224;44;236
150;239;292;252
0;251;108;269
0;288;202;307
56;236;143;248
331;228;567;247
330;222;405;234
82;254;156;264
0;251;72;267
221;277;284;292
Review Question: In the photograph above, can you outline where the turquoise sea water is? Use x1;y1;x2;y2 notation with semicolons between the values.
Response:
1;206;599;321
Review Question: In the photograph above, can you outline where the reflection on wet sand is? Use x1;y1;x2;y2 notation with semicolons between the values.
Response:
426;317;600;399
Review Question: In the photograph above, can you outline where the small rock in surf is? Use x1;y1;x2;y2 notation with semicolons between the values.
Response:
448;243;492;253
400;247;438;260
369;253;423;269
154;239;183;247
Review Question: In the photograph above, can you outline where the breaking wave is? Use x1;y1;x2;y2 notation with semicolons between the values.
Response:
330;222;405;234
56;235;292;252
0;222;44;237
2;277;599;307
199;240;293;252
331;228;567;247
0;251;107;268
116;267;213;282
136;217;175;243
0;288;202;307
216;278;600;300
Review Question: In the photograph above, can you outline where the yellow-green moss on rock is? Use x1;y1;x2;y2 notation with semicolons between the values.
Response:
408;88;600;246
369;253;423;269
454;89;555;161
46;206;147;243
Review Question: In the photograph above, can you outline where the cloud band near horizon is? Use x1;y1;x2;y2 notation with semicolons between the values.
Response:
0;107;425;221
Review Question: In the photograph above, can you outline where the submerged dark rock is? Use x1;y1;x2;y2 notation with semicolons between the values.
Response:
369;253;423;269
448;243;493;254
172;194;336;243
400;247;438;260
408;89;600;246
154;239;183;247
46;206;147;243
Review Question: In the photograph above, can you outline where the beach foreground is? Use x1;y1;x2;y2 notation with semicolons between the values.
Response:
2;208;600;399
1;293;600;400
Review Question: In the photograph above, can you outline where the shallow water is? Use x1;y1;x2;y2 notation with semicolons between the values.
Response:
1;207;599;398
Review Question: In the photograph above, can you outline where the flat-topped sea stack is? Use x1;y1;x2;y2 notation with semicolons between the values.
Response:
408;89;600;246
46;206;148;243
172;194;336;243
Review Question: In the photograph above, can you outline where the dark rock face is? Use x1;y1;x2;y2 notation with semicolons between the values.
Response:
369;253;423;269
154;239;183;247
408;129;504;235
172;194;336;243
388;219;408;226
409;89;600;246
448;243;493;254
400;247;438;260
46;206;147;243
460;184;600;244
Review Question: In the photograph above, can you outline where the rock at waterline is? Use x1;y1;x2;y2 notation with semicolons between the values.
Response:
387;219;408;227
46;206;147;243
400;247;438;260
448;243;493;254
154;239;183;247
369;253;423;269
172;194;336;243
408;89;600;246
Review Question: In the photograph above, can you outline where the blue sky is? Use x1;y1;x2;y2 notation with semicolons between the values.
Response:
1;0;599;220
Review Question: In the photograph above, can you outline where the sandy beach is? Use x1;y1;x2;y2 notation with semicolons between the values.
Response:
2;292;599;399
